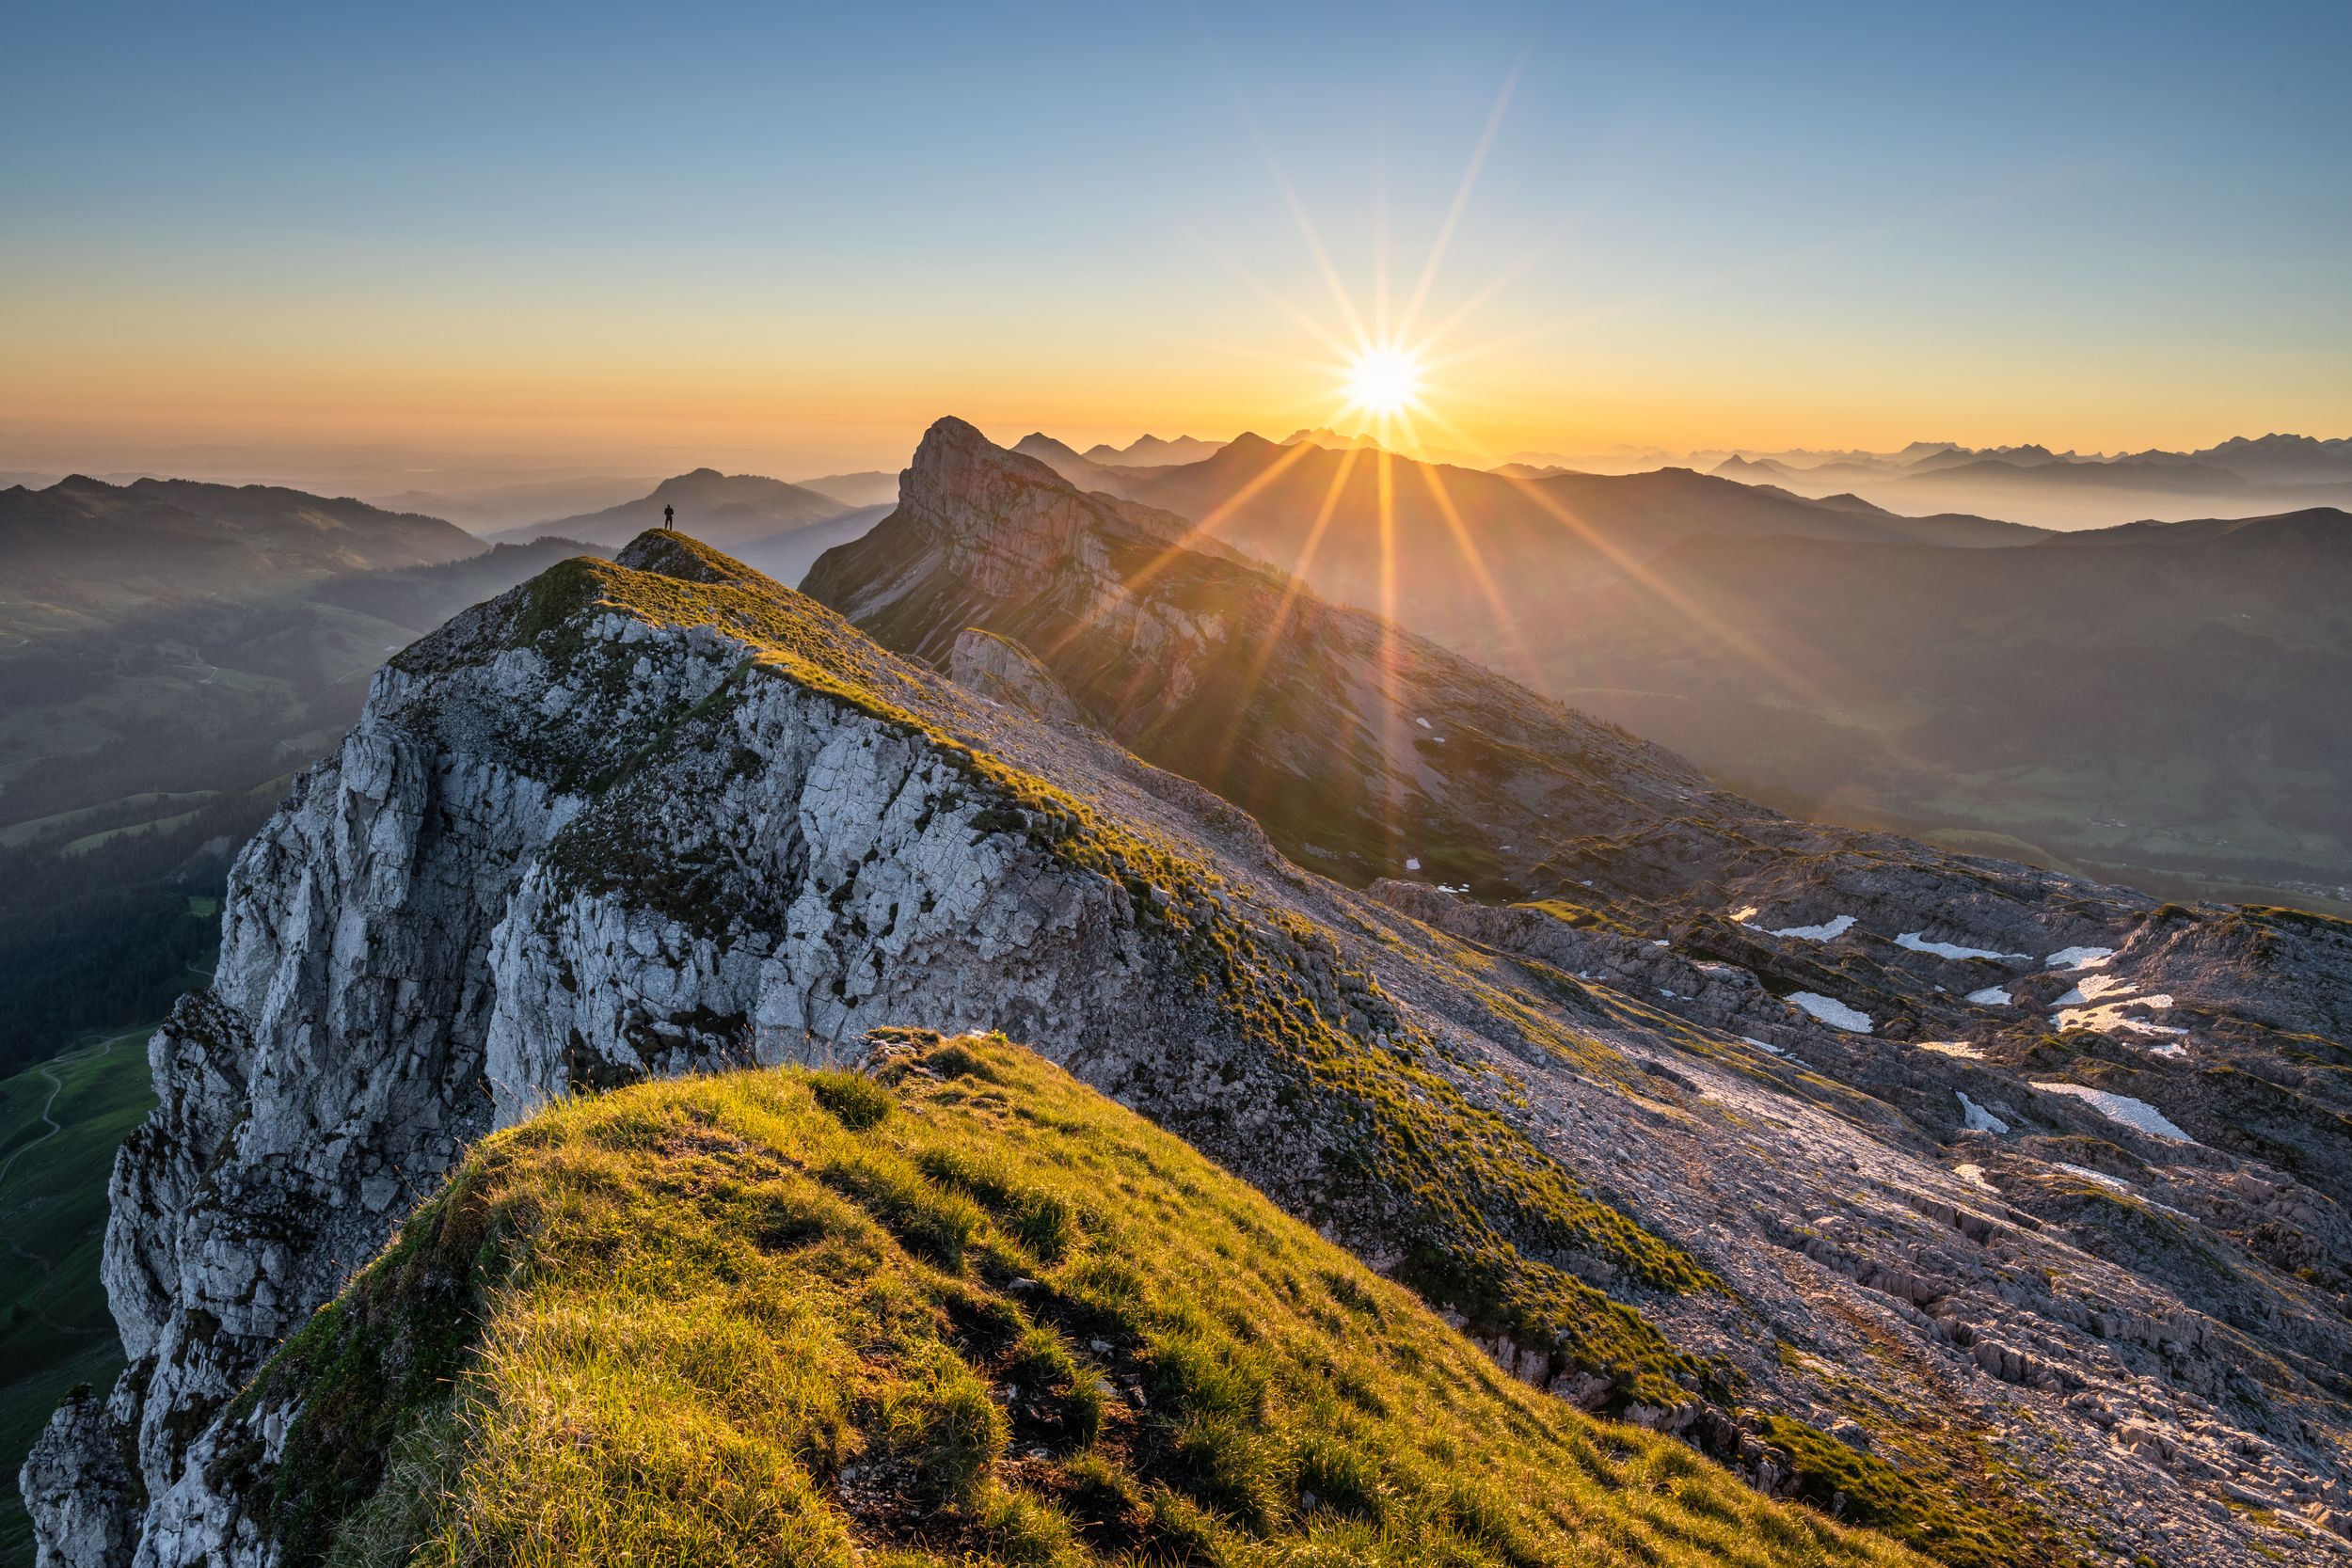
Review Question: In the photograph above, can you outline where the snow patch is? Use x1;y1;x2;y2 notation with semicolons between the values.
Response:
1730;904;1759;923
2045;946;2116;971
1957;1092;2009;1134
1953;1162;1998;1192
2046;978;2184;1037
2053;1161;2133;1194
1761;913;1857;942
2032;1083;2195;1143
1413;717;1433;730
1965;985;2014;1006
1787;991;1872;1032
1403;857;1421;871
1897;932;2026;961
1916;1040;1986;1060
2052;974;2136;1007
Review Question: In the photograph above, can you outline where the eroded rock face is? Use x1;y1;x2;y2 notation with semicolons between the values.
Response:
946;626;1084;727
27;518;2352;1568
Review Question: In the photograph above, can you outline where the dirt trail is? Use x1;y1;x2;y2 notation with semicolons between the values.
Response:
0;1032;128;1336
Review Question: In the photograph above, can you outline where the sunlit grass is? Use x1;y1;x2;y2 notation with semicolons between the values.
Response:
245;1032;1927;1568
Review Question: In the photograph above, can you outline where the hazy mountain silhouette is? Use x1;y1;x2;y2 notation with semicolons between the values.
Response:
1070;434;2036;651
497;467;854;550
0;476;480;634
1711;435;2352;529
1507;506;2352;904
793;468;900;508
1079;432;1224;466
364;473;656;532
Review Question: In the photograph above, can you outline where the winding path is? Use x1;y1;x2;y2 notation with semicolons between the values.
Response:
0;1031;130;1336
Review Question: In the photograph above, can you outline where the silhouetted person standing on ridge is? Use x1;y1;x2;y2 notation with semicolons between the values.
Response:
663;503;675;531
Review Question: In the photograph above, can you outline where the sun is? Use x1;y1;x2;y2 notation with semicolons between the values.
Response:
1343;345;1423;417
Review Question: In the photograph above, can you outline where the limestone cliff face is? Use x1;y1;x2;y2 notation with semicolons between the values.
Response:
25;518;2352;1568
24;536;1308;1563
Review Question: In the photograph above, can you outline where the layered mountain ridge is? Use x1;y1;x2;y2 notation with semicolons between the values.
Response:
0;477;482;636
22;426;2352;1566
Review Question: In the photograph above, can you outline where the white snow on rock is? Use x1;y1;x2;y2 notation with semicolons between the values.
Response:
1730;904;1759;923
1957;1092;2010;1133
1897;932;2027;961
2054;1161;2134;1194
1404;857;1421;871
2032;1083;2196;1143
1787;991;1872;1032
2052;973;2136;1007
2054;995;2185;1037
1763;913;1857;942
1413;717;1433;730
1917;1040;1987;1059
1965;985;2014;1006
2045;946;2116;971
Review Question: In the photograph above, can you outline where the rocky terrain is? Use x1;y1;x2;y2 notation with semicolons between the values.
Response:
23;445;2352;1564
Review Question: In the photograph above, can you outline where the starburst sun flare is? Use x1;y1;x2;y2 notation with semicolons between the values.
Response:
1343;344;1424;419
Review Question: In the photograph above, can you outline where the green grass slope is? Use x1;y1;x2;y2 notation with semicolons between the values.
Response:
224;1032;1922;1568
0;1024;156;1566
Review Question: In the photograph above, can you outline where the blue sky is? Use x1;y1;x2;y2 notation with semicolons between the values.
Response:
3;1;2346;473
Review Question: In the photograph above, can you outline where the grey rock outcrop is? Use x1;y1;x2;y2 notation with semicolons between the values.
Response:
946;626;1084;726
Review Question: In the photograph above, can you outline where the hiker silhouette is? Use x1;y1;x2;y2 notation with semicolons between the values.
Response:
663;503;675;531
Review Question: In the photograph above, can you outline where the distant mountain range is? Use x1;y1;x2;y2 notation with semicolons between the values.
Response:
1012;429;2041;650
1511;505;2352;906
0;475;481;635
494;467;849;548
1079;432;1223;467
362;473;656;531
792;468;900;508
493;467;889;586
982;430;2352;906
1709;435;2352;529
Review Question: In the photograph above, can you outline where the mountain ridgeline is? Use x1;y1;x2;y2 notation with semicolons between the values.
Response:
21;426;2352;1566
1001;425;2352;906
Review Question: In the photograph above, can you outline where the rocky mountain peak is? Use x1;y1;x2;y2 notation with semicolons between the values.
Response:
891;416;1157;601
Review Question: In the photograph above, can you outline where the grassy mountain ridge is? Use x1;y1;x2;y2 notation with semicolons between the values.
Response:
217;1031;1926;1568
